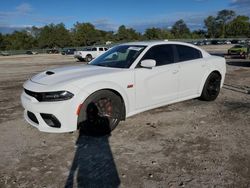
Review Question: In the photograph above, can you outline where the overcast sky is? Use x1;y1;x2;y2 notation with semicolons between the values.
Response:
0;0;250;33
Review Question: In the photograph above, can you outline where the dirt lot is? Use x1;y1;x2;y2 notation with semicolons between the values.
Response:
0;46;250;188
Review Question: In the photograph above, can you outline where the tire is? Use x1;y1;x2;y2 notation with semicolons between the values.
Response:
77;57;84;62
78;90;123;136
200;72;221;101
85;54;92;62
242;52;246;59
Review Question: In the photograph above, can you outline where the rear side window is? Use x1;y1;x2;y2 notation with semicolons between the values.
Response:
92;47;97;51
142;45;174;66
99;48;104;51
176;45;202;62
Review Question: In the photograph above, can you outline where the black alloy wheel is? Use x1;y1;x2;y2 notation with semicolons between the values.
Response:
200;72;221;101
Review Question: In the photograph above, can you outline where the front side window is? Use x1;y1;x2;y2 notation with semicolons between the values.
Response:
89;45;146;68
176;45;202;62
92;47;97;51
141;45;174;66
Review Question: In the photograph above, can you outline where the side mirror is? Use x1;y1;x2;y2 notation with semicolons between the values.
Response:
140;59;156;68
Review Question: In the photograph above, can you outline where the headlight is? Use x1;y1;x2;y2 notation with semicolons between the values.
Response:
24;89;74;102
42;91;74;101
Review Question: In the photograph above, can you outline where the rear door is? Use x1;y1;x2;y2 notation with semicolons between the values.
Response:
175;45;208;98
135;44;180;109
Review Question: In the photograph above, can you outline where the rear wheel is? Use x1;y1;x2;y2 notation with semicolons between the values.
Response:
78;90;123;136
200;72;221;101
85;54;92;62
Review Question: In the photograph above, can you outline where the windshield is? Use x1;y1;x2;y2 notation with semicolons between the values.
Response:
89;45;146;68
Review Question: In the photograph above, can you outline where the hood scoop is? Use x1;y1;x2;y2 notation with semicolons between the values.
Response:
46;71;55;75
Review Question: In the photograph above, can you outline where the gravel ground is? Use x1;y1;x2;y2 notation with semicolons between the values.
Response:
0;47;250;188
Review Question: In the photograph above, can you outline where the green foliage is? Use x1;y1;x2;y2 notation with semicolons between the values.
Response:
203;9;249;38
3;31;36;50
38;23;71;48
216;9;236;38
115;25;141;41
0;9;250;51
0;33;3;50
204;16;220;38
171;19;191;38
72;22;101;46
192;29;206;39
144;28;173;40
226;16;250;37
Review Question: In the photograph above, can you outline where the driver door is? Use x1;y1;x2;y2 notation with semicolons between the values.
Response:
135;44;180;109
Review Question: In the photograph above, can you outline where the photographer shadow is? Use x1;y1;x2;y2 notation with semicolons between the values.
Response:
65;103;120;188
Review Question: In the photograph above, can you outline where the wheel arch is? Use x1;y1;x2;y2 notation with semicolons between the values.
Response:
77;82;129;122
97;88;126;120
86;54;92;58
199;70;222;95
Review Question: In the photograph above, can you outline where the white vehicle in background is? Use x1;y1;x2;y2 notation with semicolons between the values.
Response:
21;41;226;133
74;46;108;62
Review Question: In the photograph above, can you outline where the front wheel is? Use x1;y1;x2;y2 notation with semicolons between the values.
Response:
78;90;123;136
200;72;221;101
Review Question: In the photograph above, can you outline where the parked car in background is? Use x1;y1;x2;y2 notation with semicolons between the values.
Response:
231;40;240;44
46;49;59;54
227;44;250;59
21;41;226;133
196;41;205;46
211;40;219;45
203;40;211;45
74;46;108;62
223;40;231;45
26;50;38;55
0;51;10;56
61;48;76;55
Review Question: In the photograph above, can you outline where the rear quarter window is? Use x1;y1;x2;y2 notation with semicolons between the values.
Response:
176;45;202;62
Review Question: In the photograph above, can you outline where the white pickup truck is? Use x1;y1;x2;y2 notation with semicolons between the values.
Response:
74;46;108;62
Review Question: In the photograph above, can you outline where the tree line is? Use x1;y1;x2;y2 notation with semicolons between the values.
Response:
0;9;249;51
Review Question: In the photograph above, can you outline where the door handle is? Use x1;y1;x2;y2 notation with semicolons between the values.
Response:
172;70;179;74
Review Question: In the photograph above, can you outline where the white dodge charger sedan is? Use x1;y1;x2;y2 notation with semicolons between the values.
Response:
21;41;226;133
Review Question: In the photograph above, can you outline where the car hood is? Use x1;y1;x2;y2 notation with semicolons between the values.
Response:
31;65;123;86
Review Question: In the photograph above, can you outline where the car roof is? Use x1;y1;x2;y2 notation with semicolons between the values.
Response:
121;40;211;58
122;40;197;47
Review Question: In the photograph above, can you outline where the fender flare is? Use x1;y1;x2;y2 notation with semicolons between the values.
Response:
198;69;223;94
76;81;130;118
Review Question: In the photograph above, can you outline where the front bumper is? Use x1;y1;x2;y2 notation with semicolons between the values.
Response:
21;91;81;133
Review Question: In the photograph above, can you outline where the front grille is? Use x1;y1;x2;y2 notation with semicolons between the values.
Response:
24;89;43;101
27;111;39;124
